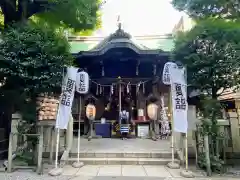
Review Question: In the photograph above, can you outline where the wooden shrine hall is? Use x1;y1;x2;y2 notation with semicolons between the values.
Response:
72;24;172;139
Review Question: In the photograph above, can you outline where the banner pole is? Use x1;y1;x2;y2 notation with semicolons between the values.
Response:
49;67;65;176
180;132;194;178
77;96;82;162
169;88;175;163
185;132;188;171
167;87;180;169
72;85;84;168
55;128;60;169
72;95;84;168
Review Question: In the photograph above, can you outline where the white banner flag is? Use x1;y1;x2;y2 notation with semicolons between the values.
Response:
56;67;78;129
170;67;188;133
76;71;89;94
162;62;177;85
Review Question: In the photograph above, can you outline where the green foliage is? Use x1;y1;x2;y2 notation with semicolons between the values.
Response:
0;22;74;164
0;0;102;34
173;19;240;97
198;152;225;173
0;22;73;97
35;0;102;33
199;97;223;119
197;116;226;173
173;19;240;174
172;0;240;20
0;21;73;130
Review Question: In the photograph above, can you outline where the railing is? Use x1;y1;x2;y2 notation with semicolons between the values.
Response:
5;130;43;174
195;119;233;175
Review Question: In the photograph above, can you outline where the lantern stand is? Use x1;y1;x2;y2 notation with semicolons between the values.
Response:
72;69;88;168
147;103;158;141
72;95;84;168
86;103;101;141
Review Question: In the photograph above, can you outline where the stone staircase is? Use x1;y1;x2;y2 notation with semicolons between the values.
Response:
67;151;177;165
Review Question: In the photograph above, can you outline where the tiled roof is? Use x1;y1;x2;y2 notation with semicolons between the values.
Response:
69;34;174;53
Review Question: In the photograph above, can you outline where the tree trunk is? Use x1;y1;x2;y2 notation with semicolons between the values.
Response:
1;0;29;28
1;0;17;27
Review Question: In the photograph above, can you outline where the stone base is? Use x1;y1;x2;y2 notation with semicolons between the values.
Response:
48;167;63;176
180;170;195;178
72;161;84;168
167;161;180;169
87;135;102;141
0;167;6;172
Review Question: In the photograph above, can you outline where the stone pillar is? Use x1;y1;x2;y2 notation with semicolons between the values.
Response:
228;110;240;153
11;113;22;152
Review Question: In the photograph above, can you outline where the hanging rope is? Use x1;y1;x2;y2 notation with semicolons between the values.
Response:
91;79;150;87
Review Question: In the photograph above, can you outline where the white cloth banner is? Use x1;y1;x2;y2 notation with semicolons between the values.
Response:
169;66;188;133
56;67;78;129
162;62;178;85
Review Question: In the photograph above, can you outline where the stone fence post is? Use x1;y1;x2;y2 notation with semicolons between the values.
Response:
227;112;240;154
11;113;22;152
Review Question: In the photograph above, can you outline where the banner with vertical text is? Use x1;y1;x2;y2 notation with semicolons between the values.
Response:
169;66;188;133
55;67;78;129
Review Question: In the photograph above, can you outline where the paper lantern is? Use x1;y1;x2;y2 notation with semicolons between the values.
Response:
76;71;89;94
147;103;158;120
86;104;96;120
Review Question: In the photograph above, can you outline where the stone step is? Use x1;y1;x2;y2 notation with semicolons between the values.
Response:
67;157;176;165
69;152;174;158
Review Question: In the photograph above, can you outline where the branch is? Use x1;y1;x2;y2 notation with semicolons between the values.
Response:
26;0;55;19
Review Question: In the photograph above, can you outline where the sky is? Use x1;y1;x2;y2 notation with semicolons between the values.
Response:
95;0;183;36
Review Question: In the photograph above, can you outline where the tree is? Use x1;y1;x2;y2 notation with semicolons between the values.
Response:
172;0;240;20
173;19;240;100
0;22;73;121
173;18;240;173
0;0;102;31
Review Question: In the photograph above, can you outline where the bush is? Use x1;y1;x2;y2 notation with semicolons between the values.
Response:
0;22;73;98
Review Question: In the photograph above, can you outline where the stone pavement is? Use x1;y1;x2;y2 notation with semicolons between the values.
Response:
0;165;239;180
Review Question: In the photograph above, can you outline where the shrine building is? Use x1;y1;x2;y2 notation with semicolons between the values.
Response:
70;24;177;138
